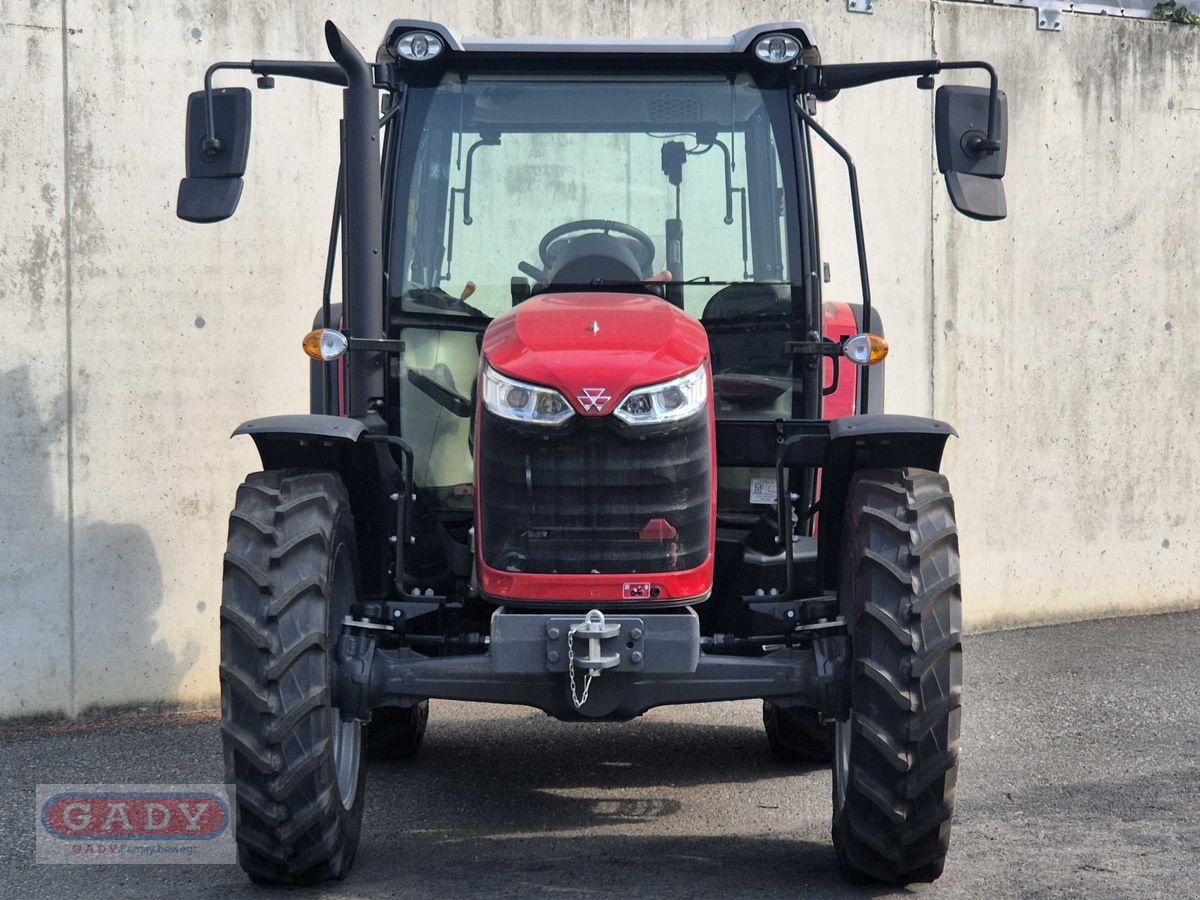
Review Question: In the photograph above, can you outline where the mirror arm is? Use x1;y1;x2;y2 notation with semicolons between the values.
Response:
248;59;348;87
937;61;1001;155
201;59;349;161
201;62;252;159
802;59;942;93
803;58;1001;156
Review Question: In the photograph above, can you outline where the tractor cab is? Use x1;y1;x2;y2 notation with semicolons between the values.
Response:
382;34;810;539
179;18;1007;888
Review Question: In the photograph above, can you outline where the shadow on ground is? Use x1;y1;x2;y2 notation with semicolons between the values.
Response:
4;707;877;898
342;712;878;898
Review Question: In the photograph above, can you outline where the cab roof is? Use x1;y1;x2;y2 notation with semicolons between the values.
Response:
379;20;816;60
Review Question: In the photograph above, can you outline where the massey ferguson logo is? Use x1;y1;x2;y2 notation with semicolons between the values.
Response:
577;387;611;412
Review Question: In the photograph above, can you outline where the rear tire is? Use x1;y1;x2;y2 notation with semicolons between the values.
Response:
366;702;429;761
220;470;365;884
762;701;834;763
831;468;962;885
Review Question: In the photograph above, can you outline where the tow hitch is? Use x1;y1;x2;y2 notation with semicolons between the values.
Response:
565;609;621;710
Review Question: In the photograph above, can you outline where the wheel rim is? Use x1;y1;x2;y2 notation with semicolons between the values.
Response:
834;716;852;812
333;713;362;809
330;543;362;810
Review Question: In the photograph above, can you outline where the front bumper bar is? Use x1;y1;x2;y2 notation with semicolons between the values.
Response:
351;607;821;721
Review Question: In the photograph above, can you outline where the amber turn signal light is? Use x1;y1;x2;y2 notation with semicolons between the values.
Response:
843;333;888;366
302;328;349;361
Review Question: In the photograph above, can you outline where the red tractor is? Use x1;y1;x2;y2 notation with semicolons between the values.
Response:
179;18;1007;886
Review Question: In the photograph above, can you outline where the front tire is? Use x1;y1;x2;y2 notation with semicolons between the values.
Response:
762;701;834;763
366;702;429;761
832;468;962;885
220;470;365;884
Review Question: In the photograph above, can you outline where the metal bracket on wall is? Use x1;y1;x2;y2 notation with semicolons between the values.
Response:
847;0;875;13
1035;5;1065;30
954;0;1163;33
1002;0;1066;30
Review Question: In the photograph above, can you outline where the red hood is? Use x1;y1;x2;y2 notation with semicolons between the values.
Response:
482;293;710;416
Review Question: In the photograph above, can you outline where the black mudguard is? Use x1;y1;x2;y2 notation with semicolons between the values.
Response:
231;415;364;448
233;413;369;466
817;414;956;589
232;414;399;598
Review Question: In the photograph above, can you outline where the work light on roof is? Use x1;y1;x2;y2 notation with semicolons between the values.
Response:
396;31;443;61
754;33;800;64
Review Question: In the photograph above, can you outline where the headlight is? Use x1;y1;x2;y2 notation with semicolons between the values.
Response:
481;364;574;426
614;364;708;426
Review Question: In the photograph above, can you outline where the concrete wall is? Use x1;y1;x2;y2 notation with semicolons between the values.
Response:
933;3;1200;626
1;0;1196;717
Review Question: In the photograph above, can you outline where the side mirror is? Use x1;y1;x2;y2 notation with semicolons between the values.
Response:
935;85;1007;222
177;87;251;223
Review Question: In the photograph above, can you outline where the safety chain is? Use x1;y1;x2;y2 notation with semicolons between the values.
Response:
566;623;597;710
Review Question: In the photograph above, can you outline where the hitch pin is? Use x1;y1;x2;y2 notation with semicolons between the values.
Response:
588;635;602;672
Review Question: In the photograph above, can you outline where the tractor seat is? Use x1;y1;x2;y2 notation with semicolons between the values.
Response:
702;282;793;392
701;281;790;321
545;233;649;288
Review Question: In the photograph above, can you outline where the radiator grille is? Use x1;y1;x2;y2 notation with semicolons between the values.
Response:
479;411;711;575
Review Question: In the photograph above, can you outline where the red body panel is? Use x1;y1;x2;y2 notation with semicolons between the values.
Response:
815;301;863;534
821;301;859;419
477;292;715;605
476;560;715;605
482;293;710;415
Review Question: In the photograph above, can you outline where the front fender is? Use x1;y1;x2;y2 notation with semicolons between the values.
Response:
232;414;397;598
818;414;957;589
233;414;368;468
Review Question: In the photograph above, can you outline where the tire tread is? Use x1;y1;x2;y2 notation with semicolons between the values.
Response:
833;467;962;886
221;469;364;885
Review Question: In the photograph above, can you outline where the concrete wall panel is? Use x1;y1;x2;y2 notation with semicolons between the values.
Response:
933;3;1200;628
0;4;72;715
60;1;389;712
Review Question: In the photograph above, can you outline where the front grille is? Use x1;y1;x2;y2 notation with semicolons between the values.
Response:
479;411;711;575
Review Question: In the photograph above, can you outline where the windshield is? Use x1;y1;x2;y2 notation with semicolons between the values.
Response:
387;73;809;515
389;75;800;320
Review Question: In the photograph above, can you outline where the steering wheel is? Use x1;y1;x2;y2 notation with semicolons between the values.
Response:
537;219;656;271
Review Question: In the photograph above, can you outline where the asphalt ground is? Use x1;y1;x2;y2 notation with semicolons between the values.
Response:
2;610;1198;899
